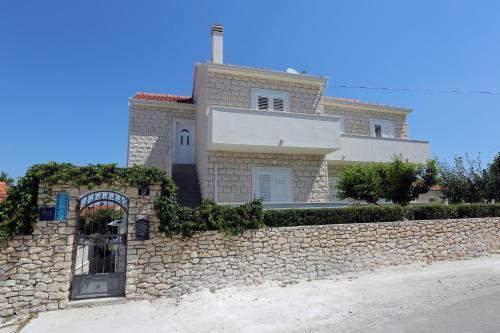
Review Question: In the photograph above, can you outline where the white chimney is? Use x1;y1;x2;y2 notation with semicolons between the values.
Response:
211;24;224;64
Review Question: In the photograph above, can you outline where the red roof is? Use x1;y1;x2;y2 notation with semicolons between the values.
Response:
0;182;8;202
134;92;193;104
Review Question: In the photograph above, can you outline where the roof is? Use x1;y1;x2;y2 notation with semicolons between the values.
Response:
133;92;193;104
322;95;412;113
0;182;8;202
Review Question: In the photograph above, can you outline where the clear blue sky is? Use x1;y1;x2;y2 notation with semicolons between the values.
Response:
1;0;499;179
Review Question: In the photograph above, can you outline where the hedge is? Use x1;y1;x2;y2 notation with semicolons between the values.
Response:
263;203;500;228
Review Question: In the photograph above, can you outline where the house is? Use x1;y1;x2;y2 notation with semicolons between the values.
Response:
0;182;8;202
127;25;430;207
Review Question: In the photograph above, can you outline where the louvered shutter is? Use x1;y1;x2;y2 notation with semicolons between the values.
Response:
272;98;284;111
258;96;269;110
257;174;272;202
273;173;290;202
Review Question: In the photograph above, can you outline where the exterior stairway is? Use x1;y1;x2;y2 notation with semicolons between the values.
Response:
171;164;202;208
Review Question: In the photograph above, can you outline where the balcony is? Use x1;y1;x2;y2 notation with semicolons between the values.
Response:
207;106;342;154
326;134;430;164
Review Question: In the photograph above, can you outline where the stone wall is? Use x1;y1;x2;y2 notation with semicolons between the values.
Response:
127;217;500;299
127;102;196;174
0;183;159;318
323;103;409;139
202;151;329;203
206;71;323;114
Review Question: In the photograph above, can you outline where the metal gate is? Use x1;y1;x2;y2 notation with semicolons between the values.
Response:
71;191;129;300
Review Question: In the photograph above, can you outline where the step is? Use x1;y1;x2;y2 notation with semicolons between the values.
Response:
65;297;127;309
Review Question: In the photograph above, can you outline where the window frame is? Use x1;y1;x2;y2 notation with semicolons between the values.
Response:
369;118;395;138
252;167;293;203
251;88;290;112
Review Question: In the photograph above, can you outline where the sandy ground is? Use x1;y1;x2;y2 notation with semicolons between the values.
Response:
9;255;500;333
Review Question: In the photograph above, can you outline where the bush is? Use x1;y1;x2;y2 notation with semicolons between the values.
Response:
380;157;438;205
439;154;490;203
487;153;500;202
337;164;383;204
337;156;438;206
155;199;265;237
263;203;500;228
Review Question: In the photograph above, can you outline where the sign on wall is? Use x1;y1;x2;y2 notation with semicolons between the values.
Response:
55;192;69;221
39;206;55;221
135;219;150;240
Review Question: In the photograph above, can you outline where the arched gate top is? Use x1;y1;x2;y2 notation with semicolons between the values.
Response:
78;190;129;211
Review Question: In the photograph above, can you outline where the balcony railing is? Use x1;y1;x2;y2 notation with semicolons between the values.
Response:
326;134;430;164
207;106;342;154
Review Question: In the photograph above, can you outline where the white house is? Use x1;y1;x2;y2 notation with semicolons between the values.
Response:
127;25;430;207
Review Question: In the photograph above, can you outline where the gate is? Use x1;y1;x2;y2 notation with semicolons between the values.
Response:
71;191;129;300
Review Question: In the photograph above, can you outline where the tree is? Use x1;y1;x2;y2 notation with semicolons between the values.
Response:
0;172;14;186
487;153;500;202
337;164;383;204
439;154;489;203
379;156;438;205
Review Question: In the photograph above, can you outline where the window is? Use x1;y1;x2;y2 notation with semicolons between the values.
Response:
252;167;293;203
369;119;394;138
180;129;190;146
328;177;348;203
251;88;290;112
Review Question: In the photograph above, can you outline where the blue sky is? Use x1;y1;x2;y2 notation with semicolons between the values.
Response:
1;0;499;179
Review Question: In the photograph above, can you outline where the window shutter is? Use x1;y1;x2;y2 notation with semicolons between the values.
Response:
272;98;284;111
258;174;272;202
258;96;269;110
273;173;289;202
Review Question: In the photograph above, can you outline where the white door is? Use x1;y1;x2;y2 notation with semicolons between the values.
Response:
174;120;195;164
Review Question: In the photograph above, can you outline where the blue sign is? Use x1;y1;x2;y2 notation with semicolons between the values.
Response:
55;192;69;221
39;206;55;221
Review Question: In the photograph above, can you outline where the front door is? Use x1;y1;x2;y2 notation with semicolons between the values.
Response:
175;120;195;164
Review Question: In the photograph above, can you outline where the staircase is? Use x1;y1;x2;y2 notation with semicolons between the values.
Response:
171;164;202;208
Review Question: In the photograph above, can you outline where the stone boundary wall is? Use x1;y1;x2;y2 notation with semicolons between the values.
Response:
0;183;158;318
127;217;500;299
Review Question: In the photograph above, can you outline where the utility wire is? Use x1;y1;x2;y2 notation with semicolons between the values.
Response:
330;84;500;95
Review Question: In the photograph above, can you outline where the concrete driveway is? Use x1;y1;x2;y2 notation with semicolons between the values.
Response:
15;255;500;333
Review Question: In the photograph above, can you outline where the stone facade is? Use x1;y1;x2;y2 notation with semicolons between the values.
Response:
127;102;196;175
205;71;323;114
202;151;329;203
323;103;409;139
127;217;500;299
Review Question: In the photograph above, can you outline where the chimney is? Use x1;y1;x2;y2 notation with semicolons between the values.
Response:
211;24;224;64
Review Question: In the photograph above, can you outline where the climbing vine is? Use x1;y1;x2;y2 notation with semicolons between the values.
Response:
0;162;175;238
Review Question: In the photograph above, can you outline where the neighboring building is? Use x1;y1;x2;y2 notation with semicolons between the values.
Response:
127;25;430;207
0;182;8;202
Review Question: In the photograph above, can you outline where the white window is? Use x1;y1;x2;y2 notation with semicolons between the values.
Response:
252;167;293;203
369;118;394;138
328;176;348;202
251;88;290;112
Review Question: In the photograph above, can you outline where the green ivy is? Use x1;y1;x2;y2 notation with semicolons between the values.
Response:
0;162;175;239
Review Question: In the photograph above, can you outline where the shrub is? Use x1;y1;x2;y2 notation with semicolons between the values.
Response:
263;203;500;228
337;164;383;204
380;157;438;205
337;156;438;206
155;199;265;237
439;154;489;203
487;153;500;202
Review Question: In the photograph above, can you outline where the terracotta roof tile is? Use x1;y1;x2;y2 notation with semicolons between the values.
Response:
134;92;193;104
0;182;8;202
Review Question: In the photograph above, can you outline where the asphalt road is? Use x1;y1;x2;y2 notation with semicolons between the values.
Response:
365;291;500;333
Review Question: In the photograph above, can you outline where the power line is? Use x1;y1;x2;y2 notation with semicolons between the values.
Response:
330;84;500;95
